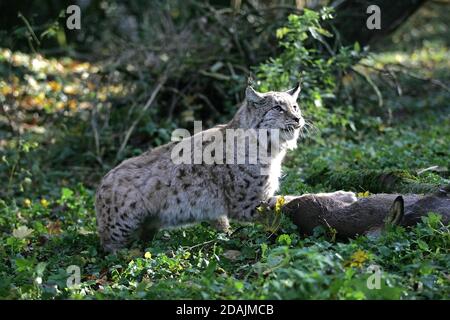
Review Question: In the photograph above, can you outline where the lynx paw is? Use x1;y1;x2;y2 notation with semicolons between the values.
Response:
211;216;231;234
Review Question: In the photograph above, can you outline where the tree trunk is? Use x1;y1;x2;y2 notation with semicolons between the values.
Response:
331;0;428;46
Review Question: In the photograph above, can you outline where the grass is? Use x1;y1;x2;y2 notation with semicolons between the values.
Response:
1;188;448;299
0;3;449;299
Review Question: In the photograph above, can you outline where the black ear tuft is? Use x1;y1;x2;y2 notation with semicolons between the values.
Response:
286;82;301;100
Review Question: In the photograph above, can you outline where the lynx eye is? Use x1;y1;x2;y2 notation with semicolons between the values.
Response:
273;105;283;112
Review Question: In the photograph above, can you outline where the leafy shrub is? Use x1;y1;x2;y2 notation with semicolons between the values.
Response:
255;8;364;131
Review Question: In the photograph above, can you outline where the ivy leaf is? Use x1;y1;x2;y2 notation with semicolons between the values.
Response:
12;225;33;239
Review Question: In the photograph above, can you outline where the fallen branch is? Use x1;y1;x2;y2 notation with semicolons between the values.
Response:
359;61;450;93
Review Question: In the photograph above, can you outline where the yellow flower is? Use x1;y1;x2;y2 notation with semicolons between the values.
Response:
357;190;370;198
23;198;32;208
346;249;369;268
40;198;49;208
274;196;285;215
144;252;152;259
48;81;62;92
1;84;13;96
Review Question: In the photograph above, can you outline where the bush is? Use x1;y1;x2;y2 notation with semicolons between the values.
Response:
256;8;364;131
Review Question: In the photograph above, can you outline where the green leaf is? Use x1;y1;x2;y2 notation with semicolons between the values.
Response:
416;240;429;251
277;234;292;246
276;27;290;39
61;187;74;200
15;258;34;272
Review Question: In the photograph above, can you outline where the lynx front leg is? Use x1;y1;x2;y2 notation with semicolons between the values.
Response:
99;224;135;254
139;215;161;243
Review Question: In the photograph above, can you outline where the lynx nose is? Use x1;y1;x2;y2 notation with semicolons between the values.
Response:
293;116;304;128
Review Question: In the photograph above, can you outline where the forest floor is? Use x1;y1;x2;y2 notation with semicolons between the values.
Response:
0;4;449;299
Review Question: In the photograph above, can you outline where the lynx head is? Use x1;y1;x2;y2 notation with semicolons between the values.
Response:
243;83;304;148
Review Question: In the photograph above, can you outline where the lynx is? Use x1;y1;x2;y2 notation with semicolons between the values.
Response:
95;83;356;252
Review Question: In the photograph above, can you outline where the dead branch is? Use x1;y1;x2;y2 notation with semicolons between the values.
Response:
115;77;167;161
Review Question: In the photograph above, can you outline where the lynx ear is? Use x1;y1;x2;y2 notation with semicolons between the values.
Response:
245;86;264;104
286;82;301;100
386;196;404;226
